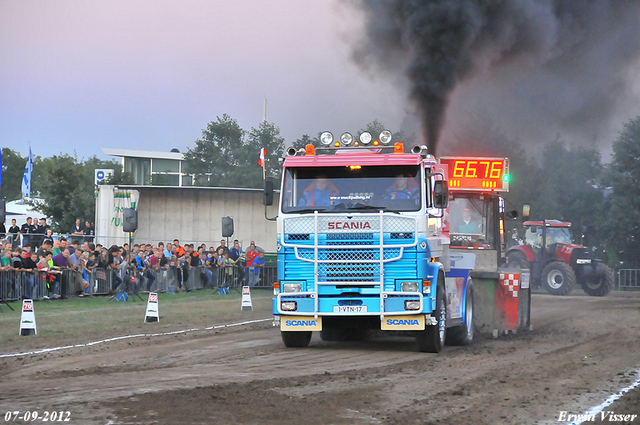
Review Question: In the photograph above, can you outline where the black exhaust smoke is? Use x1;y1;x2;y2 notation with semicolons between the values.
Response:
352;0;640;155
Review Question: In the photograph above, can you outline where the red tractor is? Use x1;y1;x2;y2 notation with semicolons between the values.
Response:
506;220;613;296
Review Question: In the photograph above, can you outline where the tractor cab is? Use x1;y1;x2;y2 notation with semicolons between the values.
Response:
522;220;575;262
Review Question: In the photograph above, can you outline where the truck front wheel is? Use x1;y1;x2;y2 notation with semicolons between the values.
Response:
281;331;312;348
416;284;446;353
541;262;576;295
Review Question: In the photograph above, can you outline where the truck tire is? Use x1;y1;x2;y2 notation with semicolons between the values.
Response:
319;327;337;341
541;262;576;295
446;280;474;346
281;331;312;348
581;265;614;297
416;284;446;353
506;251;531;270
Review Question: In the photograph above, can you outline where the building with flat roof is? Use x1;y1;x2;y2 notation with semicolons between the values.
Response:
101;147;192;186
99;147;278;251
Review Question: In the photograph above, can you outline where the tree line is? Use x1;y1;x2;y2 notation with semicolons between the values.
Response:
2;114;639;268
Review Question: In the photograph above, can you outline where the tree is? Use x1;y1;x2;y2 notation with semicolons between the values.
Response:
604;116;640;267
292;134;319;151
28;154;123;232
184;115;285;189
183;114;245;187
244;121;286;187
1;148;27;201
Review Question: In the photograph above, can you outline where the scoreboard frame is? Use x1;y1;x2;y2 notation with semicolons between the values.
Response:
439;156;509;192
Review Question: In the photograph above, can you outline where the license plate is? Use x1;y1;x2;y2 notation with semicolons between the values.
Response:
333;306;368;313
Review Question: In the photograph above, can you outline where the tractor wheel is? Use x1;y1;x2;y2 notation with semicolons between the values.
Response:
281;331;312;348
581;265;614;297
446;279;474;346
416;284;446;353
541;262;576;295
506;251;531;270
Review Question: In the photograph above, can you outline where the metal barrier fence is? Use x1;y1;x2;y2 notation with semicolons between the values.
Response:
0;269;82;301
0;264;276;305
618;269;640;290
138;264;275;293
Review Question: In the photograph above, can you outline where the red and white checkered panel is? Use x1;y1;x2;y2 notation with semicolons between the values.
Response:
500;273;520;298
149;293;158;302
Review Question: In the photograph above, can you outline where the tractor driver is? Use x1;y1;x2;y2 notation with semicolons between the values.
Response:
525;227;543;253
454;207;482;233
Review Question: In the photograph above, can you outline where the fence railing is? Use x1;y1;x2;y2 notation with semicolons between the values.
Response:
0;264;275;304
618;269;640;290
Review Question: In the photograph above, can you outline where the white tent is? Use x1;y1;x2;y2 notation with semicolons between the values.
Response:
5;199;47;225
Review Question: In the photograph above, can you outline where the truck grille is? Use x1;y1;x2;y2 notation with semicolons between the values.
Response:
283;213;417;285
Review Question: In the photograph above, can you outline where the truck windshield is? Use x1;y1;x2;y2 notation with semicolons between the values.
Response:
281;165;422;213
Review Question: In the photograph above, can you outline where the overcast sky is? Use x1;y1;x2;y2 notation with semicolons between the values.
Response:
0;0;407;160
2;1;639;162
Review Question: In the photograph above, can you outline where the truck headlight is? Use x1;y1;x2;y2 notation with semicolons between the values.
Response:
281;301;297;311
401;282;419;292
283;283;302;293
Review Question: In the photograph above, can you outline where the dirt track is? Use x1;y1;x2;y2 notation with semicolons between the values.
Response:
1;292;639;425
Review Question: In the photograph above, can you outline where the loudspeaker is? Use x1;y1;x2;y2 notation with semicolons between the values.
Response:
0;200;5;224
222;216;234;237
123;208;138;232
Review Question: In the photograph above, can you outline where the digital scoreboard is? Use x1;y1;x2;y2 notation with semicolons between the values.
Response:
439;157;509;192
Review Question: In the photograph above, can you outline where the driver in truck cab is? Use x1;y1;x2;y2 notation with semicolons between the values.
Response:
299;177;340;206
384;174;419;201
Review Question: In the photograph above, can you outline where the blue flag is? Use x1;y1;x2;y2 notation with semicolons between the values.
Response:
22;144;33;198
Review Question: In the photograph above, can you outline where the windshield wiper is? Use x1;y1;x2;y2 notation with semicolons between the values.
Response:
347;203;387;211
288;207;328;214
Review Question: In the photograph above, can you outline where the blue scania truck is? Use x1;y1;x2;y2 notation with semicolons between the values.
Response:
266;130;528;352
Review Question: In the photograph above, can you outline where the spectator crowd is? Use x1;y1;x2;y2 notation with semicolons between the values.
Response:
1;217;268;302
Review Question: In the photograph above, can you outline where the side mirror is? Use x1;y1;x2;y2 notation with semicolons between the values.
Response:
264;180;274;206
433;180;449;209
522;204;530;220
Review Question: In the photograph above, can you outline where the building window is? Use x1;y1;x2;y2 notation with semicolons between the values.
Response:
125;158;151;185
152;174;180;186
182;175;193;186
152;159;180;173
